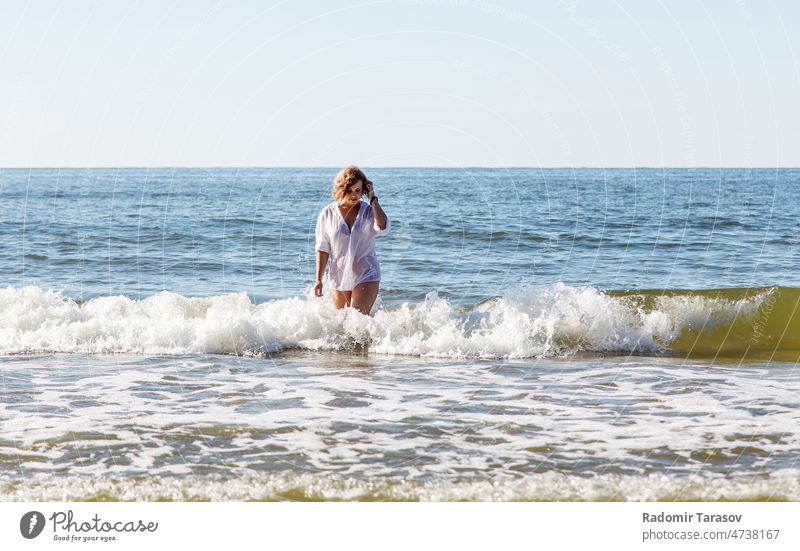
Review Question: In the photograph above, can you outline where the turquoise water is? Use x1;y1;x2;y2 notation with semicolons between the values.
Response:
1;167;799;500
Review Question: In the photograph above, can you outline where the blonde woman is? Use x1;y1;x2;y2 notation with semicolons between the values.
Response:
314;166;390;315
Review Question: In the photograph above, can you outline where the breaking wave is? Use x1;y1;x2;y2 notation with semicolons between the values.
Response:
0;283;798;360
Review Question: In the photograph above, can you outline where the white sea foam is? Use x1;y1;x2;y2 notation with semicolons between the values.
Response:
0;284;767;358
2;471;798;501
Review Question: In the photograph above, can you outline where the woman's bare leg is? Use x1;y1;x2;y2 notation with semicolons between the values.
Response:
330;289;351;309
351;281;380;315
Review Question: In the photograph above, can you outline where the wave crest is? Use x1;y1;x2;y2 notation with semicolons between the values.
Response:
0;284;796;359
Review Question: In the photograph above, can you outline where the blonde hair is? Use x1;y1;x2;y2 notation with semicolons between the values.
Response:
332;166;367;202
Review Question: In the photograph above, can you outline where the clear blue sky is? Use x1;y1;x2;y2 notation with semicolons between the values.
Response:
1;0;798;167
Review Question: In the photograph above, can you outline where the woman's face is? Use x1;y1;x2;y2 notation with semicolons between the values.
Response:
340;180;363;206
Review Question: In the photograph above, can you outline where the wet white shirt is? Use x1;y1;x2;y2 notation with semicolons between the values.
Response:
315;200;390;291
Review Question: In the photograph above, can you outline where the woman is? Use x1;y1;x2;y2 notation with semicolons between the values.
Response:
314;166;389;315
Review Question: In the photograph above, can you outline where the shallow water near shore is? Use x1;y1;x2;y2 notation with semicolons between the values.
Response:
2;351;799;501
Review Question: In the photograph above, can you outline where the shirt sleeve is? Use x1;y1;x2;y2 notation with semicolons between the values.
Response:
315;210;331;253
372;212;390;237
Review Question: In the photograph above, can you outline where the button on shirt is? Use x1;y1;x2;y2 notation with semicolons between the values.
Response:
315;200;390;291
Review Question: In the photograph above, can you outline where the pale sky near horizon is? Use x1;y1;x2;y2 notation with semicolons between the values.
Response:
0;0;798;168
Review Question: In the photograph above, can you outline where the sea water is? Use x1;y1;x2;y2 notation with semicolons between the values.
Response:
1;167;798;500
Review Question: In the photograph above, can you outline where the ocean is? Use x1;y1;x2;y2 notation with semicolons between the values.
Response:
1;167;798;501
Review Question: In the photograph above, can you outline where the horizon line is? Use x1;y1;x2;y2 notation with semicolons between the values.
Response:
1;166;798;170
